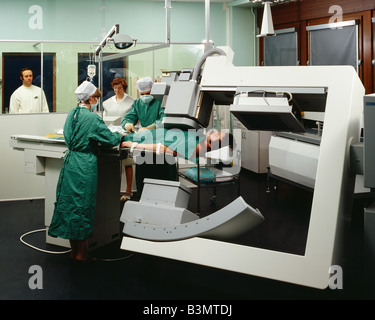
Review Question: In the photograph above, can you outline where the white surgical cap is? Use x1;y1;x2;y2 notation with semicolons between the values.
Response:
75;81;97;101
136;77;153;93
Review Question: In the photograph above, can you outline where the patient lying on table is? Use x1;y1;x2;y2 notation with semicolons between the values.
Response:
121;127;234;162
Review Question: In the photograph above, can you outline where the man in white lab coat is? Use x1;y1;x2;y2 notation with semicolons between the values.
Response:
9;68;49;113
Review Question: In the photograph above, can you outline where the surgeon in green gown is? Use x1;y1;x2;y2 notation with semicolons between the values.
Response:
121;77;169;197
121;77;165;134
48;81;126;262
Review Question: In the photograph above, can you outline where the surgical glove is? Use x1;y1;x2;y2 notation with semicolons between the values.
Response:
124;123;136;133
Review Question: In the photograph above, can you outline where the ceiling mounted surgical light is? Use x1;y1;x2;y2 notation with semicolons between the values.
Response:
257;1;275;38
112;33;135;50
94;24;136;57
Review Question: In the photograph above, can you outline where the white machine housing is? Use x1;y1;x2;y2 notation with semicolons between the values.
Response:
269;133;320;189
121;46;364;289
122;178;198;226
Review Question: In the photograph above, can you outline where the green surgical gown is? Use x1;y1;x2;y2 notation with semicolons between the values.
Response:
48;106;122;240
121;97;164;128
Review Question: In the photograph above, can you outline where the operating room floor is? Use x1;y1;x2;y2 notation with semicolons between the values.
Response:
0;169;372;300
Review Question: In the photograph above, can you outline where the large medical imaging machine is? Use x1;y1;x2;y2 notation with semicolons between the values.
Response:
120;46;366;289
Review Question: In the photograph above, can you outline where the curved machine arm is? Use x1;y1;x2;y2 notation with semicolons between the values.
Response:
121;194;264;242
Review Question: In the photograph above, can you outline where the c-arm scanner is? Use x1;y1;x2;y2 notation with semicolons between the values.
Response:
120;46;365;289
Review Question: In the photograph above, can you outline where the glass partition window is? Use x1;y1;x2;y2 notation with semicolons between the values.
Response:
101;43;204;99
0;41;99;114
0;41;204;114
0;41;44;113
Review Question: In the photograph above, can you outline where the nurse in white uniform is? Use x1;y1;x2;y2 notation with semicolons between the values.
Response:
103;77;135;118
103;77;135;201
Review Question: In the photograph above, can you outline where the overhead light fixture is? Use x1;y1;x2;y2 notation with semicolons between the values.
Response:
257;1;275;38
112;33;136;50
95;24;136;56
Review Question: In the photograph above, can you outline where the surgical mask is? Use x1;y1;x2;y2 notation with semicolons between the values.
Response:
140;95;153;104
91;100;99;111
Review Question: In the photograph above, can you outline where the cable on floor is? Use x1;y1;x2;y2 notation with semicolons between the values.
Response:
19;228;134;261
20;228;71;254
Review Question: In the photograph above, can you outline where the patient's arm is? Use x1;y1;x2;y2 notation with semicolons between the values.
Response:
121;141;177;156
